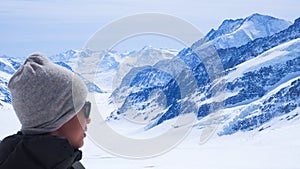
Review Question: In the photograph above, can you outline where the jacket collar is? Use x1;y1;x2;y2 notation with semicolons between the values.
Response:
0;132;83;169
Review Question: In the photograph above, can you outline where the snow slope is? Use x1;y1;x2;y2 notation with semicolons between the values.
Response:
225;38;300;82
81;123;300;169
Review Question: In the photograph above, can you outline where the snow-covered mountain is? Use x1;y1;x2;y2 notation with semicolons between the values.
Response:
0;51;106;106
218;38;300;135
0;56;22;106
107;14;300;136
0;47;178;106
76;46;178;92
194;13;292;49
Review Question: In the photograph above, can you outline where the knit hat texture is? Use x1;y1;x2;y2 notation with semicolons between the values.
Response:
8;54;88;134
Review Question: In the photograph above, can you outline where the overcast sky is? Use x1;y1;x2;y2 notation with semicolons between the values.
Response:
0;0;299;57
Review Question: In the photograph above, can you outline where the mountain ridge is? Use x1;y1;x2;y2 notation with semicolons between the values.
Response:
202;13;292;49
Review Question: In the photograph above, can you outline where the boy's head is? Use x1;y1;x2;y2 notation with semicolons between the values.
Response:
8;53;88;138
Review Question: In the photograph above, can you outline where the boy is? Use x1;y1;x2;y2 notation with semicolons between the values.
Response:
0;54;90;169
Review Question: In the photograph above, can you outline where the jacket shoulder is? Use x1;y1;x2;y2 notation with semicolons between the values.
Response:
0;133;85;169
0;133;23;165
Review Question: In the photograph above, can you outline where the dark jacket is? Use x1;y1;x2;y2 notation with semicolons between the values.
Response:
0;132;85;169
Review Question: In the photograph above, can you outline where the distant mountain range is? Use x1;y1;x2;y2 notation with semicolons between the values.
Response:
0;13;299;136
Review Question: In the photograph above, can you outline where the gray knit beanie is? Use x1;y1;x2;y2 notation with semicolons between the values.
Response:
8;53;88;134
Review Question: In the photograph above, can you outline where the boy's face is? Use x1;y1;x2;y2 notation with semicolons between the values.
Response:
51;106;91;148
